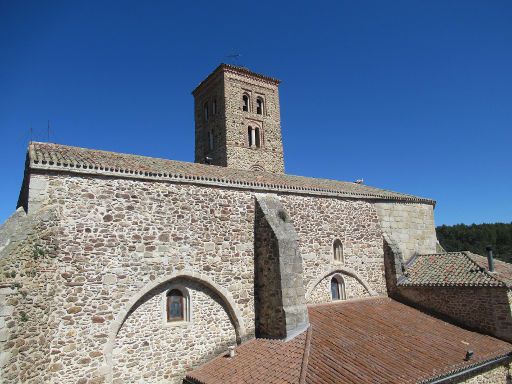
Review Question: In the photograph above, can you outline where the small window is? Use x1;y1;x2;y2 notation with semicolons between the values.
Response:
331;276;346;301
333;239;344;263
255;127;261;148
212;99;217;115
242;94;249;112
204;102;209;121
256;98;264;115
248;126;253;147
167;289;184;322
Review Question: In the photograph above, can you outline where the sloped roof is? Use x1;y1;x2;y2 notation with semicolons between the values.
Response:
186;329;309;384
185;298;512;384
468;253;512;286
26;142;435;204
398;252;508;287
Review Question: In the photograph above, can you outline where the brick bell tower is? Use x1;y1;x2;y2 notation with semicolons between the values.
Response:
192;64;285;174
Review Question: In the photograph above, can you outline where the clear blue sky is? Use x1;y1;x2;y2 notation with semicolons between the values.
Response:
1;1;511;226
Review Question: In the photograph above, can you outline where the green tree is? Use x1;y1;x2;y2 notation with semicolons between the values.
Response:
436;222;512;264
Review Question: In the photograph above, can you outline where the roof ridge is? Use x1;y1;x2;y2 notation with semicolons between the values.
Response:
398;251;507;288
463;251;509;287
25;142;437;205
299;325;312;384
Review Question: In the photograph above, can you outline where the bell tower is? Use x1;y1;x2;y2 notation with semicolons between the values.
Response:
192;64;285;174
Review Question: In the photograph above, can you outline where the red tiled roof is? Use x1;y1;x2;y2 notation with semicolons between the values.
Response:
468;253;512;286
26;142;435;204
186;329;309;384
398;252;507;287
186;298;512;384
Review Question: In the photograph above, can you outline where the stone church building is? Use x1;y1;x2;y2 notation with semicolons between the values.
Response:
1;64;511;383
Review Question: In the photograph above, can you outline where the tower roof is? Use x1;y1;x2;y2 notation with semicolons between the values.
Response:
192;63;281;95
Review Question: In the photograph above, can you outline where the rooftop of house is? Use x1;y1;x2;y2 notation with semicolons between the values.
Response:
185;297;512;384
398;251;511;288
24;142;436;205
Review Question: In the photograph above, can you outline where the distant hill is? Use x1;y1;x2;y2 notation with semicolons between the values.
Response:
436;222;512;264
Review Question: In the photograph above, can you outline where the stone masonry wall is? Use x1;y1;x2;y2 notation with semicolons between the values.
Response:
223;70;284;173
112;278;236;384
283;195;386;300
0;206;61;383
397;286;512;342
375;201;437;262
193;68;285;174
254;194;309;340
308;274;371;304
2;172;388;383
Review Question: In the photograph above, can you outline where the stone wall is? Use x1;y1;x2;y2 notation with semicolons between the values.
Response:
397;286;512;342
112;278;236;384
1;171;388;383
254;194;309;340
308;274;371;304
193;66;285;173
0;206;60;383
375;201;437;262
284;195;386;298
223;70;284;173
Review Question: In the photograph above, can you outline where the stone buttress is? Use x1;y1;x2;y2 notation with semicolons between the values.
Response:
254;193;309;340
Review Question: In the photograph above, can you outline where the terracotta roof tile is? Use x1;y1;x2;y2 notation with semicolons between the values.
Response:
468;253;512;286
26;142;435;204
398;252;507;287
187;330;309;384
186;298;512;384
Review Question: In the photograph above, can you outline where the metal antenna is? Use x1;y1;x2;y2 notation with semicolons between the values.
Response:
226;52;242;66
47;120;50;142
30;123;33;143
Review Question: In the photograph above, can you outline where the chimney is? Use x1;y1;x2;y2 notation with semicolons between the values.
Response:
485;245;495;272
254;194;309;341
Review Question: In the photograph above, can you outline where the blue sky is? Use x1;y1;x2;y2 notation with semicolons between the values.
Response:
1;0;511;226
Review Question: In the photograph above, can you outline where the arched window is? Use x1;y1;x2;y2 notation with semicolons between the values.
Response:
331;276;346;301
248;126;261;148
242;94;249;112
333;239;344;263
167;289;185;322
212;99;217;115
204;102;209;121
248;126;253;147
256;98;264;115
255;127;261;148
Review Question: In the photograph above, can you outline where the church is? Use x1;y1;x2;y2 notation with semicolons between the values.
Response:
0;64;511;383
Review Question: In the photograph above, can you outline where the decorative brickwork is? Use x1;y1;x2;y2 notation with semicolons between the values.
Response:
193;64;284;173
